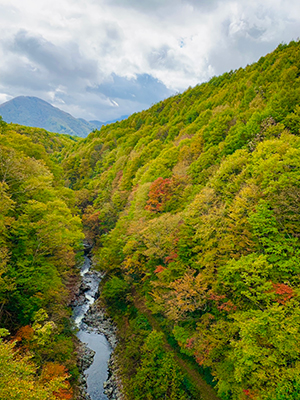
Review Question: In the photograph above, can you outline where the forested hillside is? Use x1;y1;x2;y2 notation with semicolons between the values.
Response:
0;119;83;399
61;40;300;400
1;40;300;400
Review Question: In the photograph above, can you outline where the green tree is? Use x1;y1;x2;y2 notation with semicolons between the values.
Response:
133;331;186;400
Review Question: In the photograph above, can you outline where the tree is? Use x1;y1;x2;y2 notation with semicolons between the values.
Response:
145;177;173;212
133;331;186;400
0;331;67;400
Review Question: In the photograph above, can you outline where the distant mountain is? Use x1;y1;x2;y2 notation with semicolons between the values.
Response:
103;115;129;125
0;96;127;138
89;120;105;129
89;115;129;129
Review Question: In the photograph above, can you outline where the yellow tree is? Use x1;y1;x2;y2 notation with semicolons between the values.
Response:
0;330;67;400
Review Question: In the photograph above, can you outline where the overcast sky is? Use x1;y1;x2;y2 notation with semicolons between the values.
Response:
0;0;299;121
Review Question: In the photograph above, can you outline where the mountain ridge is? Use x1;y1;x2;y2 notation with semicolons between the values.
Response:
0;96;128;137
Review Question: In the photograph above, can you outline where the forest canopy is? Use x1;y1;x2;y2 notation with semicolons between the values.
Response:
1;40;300;400
0;119;82;399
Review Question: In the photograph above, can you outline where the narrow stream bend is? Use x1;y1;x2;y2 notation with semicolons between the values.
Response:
72;255;118;400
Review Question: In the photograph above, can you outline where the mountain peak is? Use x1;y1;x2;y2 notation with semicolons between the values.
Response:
0;96;102;137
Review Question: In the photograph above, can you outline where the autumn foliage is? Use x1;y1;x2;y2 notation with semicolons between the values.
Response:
3;40;300;400
41;363;73;400
145;177;173;212
14;325;34;343
271;282;294;304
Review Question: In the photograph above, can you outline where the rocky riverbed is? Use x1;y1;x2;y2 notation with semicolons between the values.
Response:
72;256;123;400
83;302;123;400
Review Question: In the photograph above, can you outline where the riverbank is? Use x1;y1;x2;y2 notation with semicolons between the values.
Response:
72;255;123;400
83;301;123;400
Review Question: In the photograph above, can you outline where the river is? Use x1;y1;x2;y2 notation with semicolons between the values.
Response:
72;255;112;400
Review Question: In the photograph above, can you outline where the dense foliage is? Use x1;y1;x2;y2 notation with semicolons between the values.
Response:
0;119;83;399
1;40;300;400
61;40;300;400
0;328;71;400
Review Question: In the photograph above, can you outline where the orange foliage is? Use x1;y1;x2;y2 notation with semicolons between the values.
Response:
154;265;166;274
164;253;178;264
54;388;73;400
217;300;237;313
41;362;73;400
271;282;294;304
243;389;257;399
13;325;34;343
208;291;236;313
145;177;172;212
208;291;226;302
41;362;68;382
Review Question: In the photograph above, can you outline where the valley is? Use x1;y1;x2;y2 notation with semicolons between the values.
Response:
1;40;300;400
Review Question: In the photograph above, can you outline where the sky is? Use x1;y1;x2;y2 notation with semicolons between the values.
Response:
0;0;299;122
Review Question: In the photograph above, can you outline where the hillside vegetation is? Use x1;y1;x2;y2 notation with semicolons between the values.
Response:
61;40;300;400
0;119;83;399
1;40;300;400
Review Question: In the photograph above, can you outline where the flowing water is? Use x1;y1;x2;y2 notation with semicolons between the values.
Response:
73;256;112;400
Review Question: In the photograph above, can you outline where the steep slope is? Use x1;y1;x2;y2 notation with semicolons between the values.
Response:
0;118;83;398
1;40;300;400
0;96;97;137
60;40;300;400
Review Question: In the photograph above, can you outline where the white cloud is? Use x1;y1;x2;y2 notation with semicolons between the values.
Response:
0;0;299;120
0;93;13;103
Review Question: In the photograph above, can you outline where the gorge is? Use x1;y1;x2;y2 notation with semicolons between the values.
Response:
73;253;122;400
1;40;300;400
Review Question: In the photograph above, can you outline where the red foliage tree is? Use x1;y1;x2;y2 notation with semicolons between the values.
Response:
145;177;173;212
41;362;73;399
272;282;294;304
154;265;166;274
164;253;178;264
